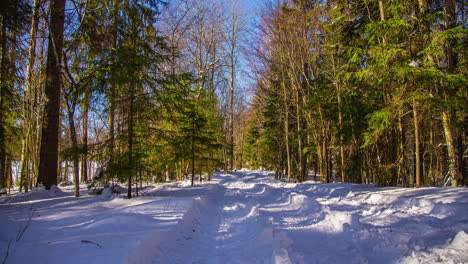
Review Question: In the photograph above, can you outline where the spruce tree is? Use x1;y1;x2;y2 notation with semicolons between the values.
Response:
37;0;66;189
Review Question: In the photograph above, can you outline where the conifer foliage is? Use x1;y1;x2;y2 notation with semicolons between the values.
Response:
1;0;466;195
245;0;467;186
1;0;237;196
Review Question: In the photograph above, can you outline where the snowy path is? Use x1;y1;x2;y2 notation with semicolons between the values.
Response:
142;171;468;264
141;173;280;264
1;170;467;264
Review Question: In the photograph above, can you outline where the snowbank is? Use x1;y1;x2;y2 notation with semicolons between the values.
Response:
0;185;65;204
1;170;466;264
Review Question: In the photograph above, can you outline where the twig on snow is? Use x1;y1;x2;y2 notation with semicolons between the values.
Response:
80;240;103;248
16;207;34;242
2;239;12;264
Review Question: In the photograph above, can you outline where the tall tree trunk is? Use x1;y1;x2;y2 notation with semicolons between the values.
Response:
443;110;461;186
19;141;27;192
191;125;195;186
413;99;422;188
81;89;90;183
229;50;235;171
0;17;8;190
281;76;292;182
458;123;466;185
388;129;399;186
284;110;291;182
127;81;135;199
239;124;245;169
295;90;305;182
333;57;345;183
108;0;118;181
66;100;80;197
7;159;12;193
442;0;462;187
38;0;66;189
20;0;41;191
229;86;234;171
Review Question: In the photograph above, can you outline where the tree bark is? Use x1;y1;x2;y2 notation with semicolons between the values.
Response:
227;12;238;171
127;78;135;199
81;89;90;183
284;107;291;182
443;110;461;186
295;89;305;182
38;0;66;189
20;0;41;191
0;17;8;190
191;124;195;186
413;99;422;188
228;40;235;171
66;100;80;197
442;0;462;187
108;0;118;180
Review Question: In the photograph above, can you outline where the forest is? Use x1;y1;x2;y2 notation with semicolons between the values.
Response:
0;0;466;199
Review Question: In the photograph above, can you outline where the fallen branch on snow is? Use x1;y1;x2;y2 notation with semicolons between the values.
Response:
80;240;103;248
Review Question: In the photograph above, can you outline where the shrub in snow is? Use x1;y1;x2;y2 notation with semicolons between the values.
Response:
59;180;73;187
112;185;125;194
87;167;111;195
102;187;113;198
87;180;109;191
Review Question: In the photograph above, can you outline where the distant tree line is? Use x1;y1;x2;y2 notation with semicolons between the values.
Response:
0;0;248;197
244;0;467;187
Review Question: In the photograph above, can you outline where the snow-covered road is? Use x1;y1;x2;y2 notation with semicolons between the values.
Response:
133;170;468;264
1;170;467;264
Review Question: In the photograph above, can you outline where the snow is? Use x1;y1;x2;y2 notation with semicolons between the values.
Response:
1;170;467;264
409;61;420;67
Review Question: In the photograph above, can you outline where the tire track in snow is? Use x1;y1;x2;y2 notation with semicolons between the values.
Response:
137;172;294;264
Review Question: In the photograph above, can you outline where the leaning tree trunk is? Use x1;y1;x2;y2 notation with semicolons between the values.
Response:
38;0;66;189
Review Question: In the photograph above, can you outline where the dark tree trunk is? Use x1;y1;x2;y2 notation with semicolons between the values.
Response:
191;114;196;186
443;0;462;187
38;0;66;189
191;133;195;186
66;100;79;197
0;17;8;190
127;84;135;199
413;99;422;188
81;90;90;183
20;0;41;192
108;0;118;177
229;66;234;171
